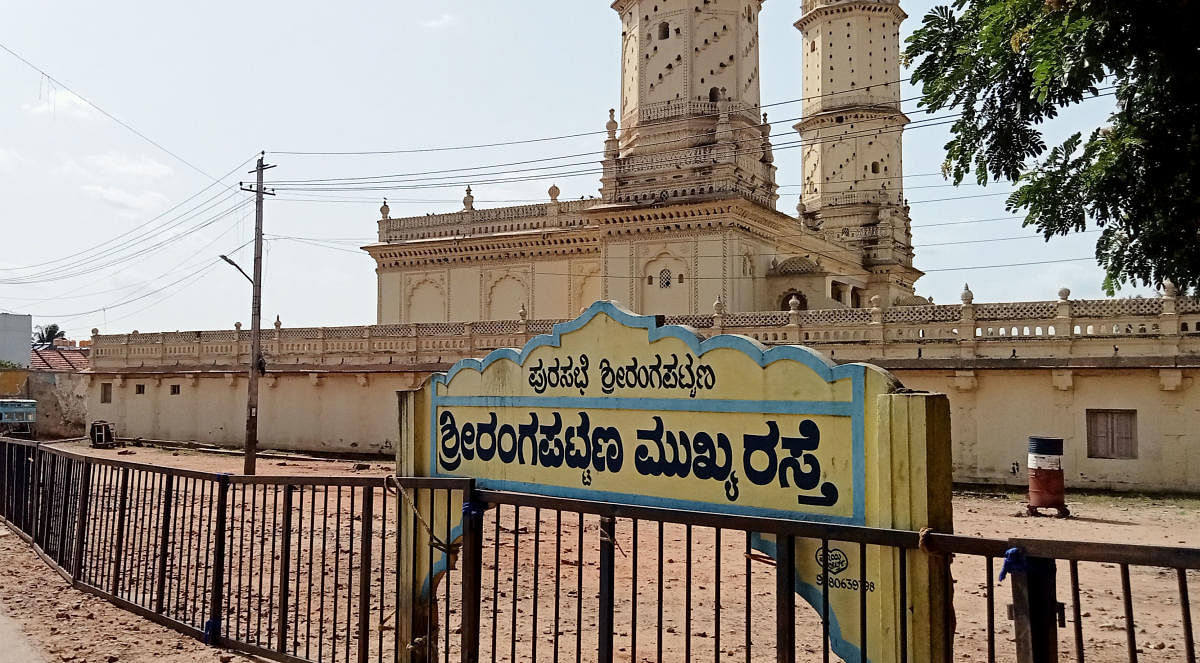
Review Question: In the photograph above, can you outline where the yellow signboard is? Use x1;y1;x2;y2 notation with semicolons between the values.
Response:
406;302;952;663
429;302;895;524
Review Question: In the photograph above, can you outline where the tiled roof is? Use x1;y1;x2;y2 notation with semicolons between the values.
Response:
30;347;90;372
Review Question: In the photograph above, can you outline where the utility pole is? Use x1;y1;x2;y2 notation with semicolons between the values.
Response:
239;153;275;475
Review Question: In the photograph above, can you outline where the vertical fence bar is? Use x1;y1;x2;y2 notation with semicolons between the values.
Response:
206;474;230;645
70;460;92;582
155;474;175;613
109;467;131;595
1069;560;1084;663
1120;564;1137;663
357;485;374;663
775;534;796;663
598;515;616;663
461;485;483;663
1011;555;1059;663
278;485;294;654
1179;568;1195;663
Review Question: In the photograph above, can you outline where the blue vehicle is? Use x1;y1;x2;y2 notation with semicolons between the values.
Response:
0;399;37;439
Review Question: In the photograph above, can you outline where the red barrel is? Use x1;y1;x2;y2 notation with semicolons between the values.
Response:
1027;436;1070;517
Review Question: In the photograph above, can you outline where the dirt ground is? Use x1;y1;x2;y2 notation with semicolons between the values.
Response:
0;521;252;663
2;443;1197;662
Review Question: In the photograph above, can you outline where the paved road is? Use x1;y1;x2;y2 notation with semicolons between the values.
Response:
0;594;44;663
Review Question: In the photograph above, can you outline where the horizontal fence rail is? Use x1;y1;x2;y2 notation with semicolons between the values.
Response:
0;437;1196;663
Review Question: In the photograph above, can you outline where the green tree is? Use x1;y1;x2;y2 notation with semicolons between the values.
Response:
33;324;65;345
904;0;1200;293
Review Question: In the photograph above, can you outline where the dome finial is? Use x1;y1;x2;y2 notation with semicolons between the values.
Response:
548;184;560;202
606;109;619;138
961;283;974;304
379;198;390;219
463;186;475;211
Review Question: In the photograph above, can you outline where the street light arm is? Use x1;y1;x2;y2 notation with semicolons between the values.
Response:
219;254;254;284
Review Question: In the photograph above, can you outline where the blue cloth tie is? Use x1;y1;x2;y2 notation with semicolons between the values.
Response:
998;547;1026;583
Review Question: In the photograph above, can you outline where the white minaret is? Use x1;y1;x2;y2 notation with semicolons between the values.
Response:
795;0;918;281
601;0;778;209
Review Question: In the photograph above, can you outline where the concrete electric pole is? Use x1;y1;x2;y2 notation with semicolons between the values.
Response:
239;153;274;475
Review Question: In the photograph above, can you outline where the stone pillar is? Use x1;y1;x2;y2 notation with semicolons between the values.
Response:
1056;287;1074;338
1160;280;1180;336
959;285;977;359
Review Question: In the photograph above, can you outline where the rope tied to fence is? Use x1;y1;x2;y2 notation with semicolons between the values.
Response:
387;478;460;556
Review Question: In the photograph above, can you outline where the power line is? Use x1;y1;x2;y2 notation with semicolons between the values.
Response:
0;40;226;185
266;87;1117;189
0;156;257;273
0;196;254;285
265;115;966;193
271;77;917;156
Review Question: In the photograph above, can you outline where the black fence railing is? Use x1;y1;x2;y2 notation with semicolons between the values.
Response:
2;437;1197;663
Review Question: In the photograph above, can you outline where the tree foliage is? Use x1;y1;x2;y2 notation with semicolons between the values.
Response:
904;0;1200;293
33;324;65;345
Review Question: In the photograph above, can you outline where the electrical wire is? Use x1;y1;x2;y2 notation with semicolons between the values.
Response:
271;78;916;156
0;40;229;185
265;87;1116;190
0;155;257;273
0;196;253;285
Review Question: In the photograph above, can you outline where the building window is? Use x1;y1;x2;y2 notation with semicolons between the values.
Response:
1086;409;1137;459
659;268;673;289
709;87;721;102
100;383;112;404
871;161;881;174
170;384;181;396
135;384;145;395
658;21;670;40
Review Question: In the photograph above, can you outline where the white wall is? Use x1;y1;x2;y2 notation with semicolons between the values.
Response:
0;313;31;367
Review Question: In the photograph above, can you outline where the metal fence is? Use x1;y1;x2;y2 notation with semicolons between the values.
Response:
1;437;1197;663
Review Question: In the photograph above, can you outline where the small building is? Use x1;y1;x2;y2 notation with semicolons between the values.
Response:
0;313;32;368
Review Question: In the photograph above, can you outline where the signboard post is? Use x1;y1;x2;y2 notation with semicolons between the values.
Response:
397;301;953;663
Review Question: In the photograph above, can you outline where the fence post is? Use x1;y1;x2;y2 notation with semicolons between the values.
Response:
776;534;796;663
70;460;92;582
0;439;8;523
109;467;131;596
154;474;175;613
357;485;374;663
459;483;484;663
205;475;230;645
277;484;294;654
1009;552;1059;663
598;515;616;663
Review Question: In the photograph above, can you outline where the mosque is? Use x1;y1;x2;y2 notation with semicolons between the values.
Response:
367;0;924;324
86;0;1200;494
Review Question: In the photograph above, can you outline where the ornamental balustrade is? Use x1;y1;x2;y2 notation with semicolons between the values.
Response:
801;91;902;117
89;294;1200;371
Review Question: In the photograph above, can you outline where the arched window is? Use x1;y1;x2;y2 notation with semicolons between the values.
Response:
780;292;808;311
658;22;670;40
871;161;881;174
709;87;721;103
659;268;673;289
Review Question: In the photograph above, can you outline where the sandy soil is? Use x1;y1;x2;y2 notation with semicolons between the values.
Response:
3;443;1197;662
0;522;251;663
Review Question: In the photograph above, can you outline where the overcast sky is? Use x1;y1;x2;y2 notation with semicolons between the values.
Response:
0;1;1148;339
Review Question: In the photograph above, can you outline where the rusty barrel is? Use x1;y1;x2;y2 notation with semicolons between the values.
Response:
1028;436;1066;511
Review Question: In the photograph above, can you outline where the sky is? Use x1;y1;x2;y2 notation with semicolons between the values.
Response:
0;1;1150;339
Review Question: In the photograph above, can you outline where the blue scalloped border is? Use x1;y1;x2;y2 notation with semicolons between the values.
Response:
428;301;867;526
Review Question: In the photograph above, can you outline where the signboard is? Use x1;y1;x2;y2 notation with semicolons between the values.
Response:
429;302;895;524
405;301;952;663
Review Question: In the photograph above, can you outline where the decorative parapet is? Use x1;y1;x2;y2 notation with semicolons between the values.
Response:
89;295;1200;372
377;200;593;243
